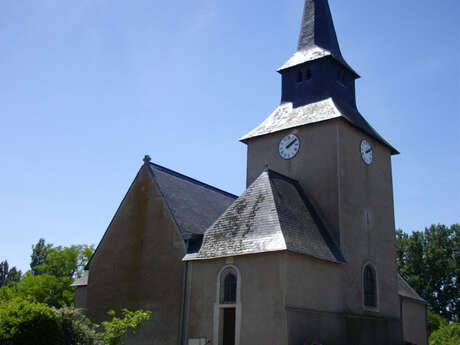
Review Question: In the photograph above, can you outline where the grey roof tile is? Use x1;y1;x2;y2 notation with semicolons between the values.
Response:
148;163;237;236
240;98;399;155
398;274;429;305
71;271;89;287
279;0;357;75
185;169;345;264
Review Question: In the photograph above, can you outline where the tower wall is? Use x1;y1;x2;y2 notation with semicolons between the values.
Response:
246;120;341;246
337;121;400;319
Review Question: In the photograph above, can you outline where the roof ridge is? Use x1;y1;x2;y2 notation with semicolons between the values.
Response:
149;162;238;199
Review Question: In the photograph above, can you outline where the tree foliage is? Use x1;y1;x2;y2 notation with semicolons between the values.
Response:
1;239;94;308
428;309;448;334
95;309;152;345
0;298;150;345
429;321;460;345
396;224;459;321
0;261;21;287
30;238;51;275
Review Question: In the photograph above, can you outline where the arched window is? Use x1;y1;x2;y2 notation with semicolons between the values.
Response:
363;265;377;307
220;267;237;304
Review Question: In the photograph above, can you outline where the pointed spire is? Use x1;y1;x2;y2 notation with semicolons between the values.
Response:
297;0;343;59
279;0;356;75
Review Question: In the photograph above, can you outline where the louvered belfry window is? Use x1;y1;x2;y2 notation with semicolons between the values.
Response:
364;265;377;307
221;269;237;304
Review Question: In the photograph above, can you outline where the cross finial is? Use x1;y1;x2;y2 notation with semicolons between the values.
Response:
264;159;269;171
143;155;151;165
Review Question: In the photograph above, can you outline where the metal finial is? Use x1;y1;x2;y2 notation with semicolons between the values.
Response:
264;159;269;171
143;155;151;165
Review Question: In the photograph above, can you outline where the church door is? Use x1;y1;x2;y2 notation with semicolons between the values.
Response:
222;308;236;345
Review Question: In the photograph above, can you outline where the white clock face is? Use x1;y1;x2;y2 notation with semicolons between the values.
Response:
360;139;373;165
279;134;300;160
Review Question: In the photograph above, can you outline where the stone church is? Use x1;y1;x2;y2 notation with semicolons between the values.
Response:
73;1;429;344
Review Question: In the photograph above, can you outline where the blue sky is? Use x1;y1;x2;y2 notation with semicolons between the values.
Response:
0;0;458;272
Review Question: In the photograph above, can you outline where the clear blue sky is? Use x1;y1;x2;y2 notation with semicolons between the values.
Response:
1;0;458;272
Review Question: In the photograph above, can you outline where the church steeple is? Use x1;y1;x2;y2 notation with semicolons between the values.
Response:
276;0;360;111
279;0;356;75
241;0;398;155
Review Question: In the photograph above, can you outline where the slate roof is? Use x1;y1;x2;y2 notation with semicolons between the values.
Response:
71;271;89;287
240;98;399;155
398;274;429;305
83;162;237;272
148;163;237;236
184;169;346;264
279;0;357;76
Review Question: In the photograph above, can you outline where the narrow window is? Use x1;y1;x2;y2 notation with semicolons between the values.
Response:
305;68;312;80
220;268;237;304
364;265;377;307
223;274;237;303
296;70;303;83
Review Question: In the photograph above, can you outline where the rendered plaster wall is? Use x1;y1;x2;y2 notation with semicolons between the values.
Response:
246;120;341;246
285;253;402;345
246;118;400;323
337;121;400;318
86;165;185;345
186;253;288;345
402;299;427;345
74;286;87;311
287;308;402;345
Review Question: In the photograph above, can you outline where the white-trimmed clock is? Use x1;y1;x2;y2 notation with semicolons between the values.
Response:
360;139;373;165
279;134;300;160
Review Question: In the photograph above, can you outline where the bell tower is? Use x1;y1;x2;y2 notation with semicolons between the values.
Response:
278;0;359;110
240;1;401;319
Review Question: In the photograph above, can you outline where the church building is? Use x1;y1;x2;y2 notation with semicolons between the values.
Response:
73;1;429;344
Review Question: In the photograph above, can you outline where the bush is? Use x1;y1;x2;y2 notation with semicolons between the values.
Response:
95;309;151;345
0;299;150;345
428;309;448;334
429;322;460;345
0;298;62;345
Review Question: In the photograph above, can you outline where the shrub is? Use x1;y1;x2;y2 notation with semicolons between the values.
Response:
0;298;61;345
95;309;151;345
0;299;150;345
429;322;460;345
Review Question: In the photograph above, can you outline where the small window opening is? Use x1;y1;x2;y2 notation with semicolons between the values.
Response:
220;268;237;304
305;68;312;81
364;265;377;307
296;70;303;83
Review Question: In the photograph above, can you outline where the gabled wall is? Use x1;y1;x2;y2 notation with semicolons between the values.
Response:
401;299;428;345
86;165;186;345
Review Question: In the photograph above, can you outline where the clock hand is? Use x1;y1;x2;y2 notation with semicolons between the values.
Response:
366;148;372;154
286;139;298;149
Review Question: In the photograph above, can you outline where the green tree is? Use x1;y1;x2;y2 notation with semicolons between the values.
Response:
429;321;460;345
428;309;448;334
0;261;21;287
396;224;459;321
1;240;94;308
30;238;51;275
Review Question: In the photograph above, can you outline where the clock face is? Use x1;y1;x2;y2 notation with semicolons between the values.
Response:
279;134;300;160
360;139;373;165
